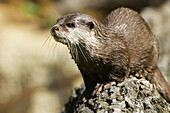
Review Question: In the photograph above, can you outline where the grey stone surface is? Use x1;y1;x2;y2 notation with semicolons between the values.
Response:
63;77;170;113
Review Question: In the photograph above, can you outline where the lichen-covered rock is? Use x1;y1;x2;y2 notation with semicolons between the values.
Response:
63;77;170;113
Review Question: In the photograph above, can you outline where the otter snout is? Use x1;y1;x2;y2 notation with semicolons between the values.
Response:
52;26;59;31
51;25;59;36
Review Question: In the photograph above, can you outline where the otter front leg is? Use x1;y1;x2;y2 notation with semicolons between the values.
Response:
83;77;97;95
80;74;97;102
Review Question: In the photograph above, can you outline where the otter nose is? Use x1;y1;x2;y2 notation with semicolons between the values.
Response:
51;25;60;36
51;26;59;32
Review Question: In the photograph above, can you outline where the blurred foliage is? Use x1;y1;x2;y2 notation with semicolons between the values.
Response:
21;1;39;19
0;0;58;29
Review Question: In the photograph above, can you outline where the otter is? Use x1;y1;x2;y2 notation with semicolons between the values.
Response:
50;7;170;103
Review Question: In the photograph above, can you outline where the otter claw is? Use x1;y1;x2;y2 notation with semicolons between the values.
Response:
93;82;116;95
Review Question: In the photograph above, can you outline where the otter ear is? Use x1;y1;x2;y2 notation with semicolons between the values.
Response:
86;22;94;30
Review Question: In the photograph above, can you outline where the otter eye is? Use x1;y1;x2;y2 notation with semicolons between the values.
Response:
66;23;75;28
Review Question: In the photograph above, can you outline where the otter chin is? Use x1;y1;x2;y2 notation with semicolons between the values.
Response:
50;8;170;103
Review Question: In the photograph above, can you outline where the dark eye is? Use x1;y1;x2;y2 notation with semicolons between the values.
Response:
66;23;75;28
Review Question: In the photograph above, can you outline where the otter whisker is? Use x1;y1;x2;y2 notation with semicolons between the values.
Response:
80;42;93;61
76;33;93;61
52;43;58;59
71;42;75;58
49;42;56;58
77;43;88;62
66;38;75;61
43;35;51;47
75;44;79;62
73;43;79;62
42;30;53;46
66;35;79;62
49;36;54;49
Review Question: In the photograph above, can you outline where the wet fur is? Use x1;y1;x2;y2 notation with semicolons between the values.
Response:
51;7;170;103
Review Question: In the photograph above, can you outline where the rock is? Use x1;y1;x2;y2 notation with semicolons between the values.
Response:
63;77;170;113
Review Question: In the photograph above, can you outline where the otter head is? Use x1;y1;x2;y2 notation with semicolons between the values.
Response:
51;13;103;61
51;13;100;45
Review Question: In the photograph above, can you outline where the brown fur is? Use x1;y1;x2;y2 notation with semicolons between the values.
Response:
51;7;170;103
